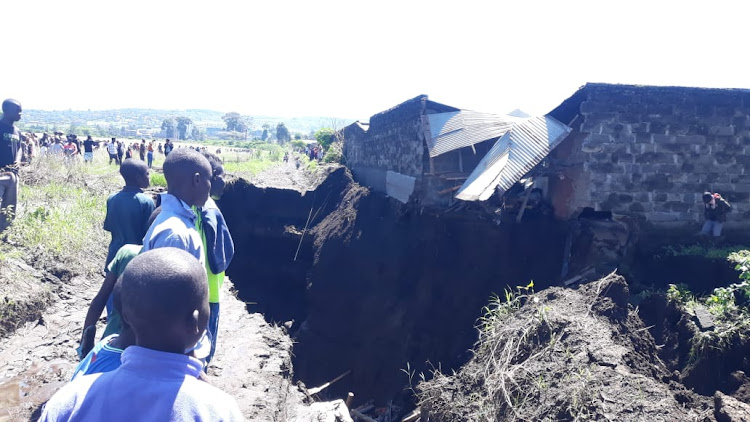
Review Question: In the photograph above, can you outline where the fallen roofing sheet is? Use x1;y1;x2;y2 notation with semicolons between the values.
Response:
455;116;571;201
425;110;524;158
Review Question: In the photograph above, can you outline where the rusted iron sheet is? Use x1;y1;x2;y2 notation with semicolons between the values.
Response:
455;116;571;201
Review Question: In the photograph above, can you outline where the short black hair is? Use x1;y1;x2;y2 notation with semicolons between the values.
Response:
1;99;21;114
119;248;207;333
201;151;224;175
163;147;211;185
703;192;713;203
112;277;124;314
120;158;148;183
147;206;162;227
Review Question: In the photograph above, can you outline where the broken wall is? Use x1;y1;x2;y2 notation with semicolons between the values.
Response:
342;96;427;196
342;95;465;207
548;84;750;232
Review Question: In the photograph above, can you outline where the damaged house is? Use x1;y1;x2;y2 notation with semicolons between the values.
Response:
539;83;750;233
342;95;570;207
344;84;750;234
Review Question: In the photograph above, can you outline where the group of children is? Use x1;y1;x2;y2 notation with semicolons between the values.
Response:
40;148;242;421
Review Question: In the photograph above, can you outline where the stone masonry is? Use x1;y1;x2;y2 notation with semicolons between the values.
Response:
547;83;750;230
342;95;428;194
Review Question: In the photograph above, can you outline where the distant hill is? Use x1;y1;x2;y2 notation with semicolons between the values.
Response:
19;108;353;135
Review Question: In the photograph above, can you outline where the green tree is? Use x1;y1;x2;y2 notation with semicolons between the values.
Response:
261;123;270;141
222;112;252;133
176;117;192;140
191;126;202;141
276;122;291;144
314;128;335;149
161;118;176;138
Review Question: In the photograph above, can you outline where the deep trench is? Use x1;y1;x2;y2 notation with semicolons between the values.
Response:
217;168;569;406
217;169;750;411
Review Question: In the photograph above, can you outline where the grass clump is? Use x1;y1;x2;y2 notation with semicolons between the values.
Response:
418;282;570;421
659;244;749;259
665;250;750;362
3;152;117;276
7;182;108;274
150;172;167;187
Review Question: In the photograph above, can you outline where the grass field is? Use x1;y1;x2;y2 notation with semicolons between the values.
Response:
0;146;280;274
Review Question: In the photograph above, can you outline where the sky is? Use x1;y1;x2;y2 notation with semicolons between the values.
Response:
5;0;750;121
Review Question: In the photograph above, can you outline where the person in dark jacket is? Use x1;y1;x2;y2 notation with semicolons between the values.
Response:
701;192;731;237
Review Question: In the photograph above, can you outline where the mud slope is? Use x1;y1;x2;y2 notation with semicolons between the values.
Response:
418;273;713;421
218;167;351;325
220;167;569;406
297;175;567;405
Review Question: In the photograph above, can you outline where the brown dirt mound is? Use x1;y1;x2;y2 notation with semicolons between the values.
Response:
417;273;713;421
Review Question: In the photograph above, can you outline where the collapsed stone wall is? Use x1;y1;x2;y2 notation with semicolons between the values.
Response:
548;84;750;231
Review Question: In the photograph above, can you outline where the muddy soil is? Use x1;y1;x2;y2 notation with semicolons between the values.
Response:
0;272;306;421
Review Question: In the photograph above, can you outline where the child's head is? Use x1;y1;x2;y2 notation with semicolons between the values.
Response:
163;148;212;206
119;248;209;354
120;158;150;189
201;151;226;199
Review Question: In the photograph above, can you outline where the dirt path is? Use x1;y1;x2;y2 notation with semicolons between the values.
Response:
0;268;306;421
245;159;322;192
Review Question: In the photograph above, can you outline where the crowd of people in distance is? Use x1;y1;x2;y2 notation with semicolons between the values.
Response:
15;127;221;172
306;143;323;161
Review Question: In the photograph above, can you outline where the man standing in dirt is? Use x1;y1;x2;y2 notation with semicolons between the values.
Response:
0;99;23;233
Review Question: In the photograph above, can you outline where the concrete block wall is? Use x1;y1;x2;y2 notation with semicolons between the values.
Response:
343;96;425;179
549;84;750;228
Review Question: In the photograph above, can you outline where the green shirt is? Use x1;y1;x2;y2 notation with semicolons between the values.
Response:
194;209;224;303
102;244;142;337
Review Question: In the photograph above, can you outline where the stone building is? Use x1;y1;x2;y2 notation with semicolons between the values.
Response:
342;95;547;207
545;83;750;232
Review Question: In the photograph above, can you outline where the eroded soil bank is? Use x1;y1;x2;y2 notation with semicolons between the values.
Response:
220;167;568;408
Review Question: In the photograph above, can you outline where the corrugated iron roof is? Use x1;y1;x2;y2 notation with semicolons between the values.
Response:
455;116;571;201
425;110;524;157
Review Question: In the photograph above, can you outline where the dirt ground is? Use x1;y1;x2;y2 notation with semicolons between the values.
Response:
0;271;309;422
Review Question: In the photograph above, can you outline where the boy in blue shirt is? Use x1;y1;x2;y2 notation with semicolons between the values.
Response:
142;148;212;264
103;159;154;270
40;248;243;421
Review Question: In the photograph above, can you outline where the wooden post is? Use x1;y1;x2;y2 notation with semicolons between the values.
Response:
516;184;534;223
